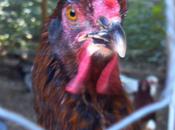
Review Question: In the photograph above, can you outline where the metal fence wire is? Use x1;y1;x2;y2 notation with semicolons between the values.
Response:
0;0;174;130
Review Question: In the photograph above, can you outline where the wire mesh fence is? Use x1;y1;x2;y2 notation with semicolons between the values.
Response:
0;0;174;130
0;107;44;130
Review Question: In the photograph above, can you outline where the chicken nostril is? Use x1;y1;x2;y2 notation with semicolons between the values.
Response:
98;16;109;28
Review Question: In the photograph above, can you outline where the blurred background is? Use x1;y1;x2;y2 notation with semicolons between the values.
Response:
0;0;167;130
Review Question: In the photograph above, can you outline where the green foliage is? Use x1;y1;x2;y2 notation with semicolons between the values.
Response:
124;0;165;64
0;0;57;55
0;0;40;54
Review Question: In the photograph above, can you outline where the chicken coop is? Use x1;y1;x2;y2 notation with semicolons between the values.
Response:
0;0;174;130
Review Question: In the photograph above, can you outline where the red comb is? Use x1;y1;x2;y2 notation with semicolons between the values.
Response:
104;0;116;8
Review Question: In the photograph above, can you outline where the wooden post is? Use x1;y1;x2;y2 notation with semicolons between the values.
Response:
41;0;48;27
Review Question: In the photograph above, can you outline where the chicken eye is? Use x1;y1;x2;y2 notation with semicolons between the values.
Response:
66;7;77;21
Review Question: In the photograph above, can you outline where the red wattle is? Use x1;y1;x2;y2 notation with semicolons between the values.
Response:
66;44;91;94
96;55;122;94
66;40;122;95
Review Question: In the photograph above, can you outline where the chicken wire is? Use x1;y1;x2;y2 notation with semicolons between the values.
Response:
0;107;44;130
0;0;174;130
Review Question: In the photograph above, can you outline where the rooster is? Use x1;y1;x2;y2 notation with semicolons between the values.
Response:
32;0;139;130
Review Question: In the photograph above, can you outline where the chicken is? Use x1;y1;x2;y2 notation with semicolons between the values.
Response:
32;0;139;130
120;75;159;130
120;75;159;101
134;80;157;130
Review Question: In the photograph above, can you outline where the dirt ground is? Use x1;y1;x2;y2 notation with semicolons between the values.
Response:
0;76;36;130
0;59;168;130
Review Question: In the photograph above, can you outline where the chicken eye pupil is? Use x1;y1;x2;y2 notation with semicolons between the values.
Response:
66;7;77;21
70;10;76;17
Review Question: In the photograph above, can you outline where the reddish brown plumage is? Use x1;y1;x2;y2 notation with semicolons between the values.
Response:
134;80;156;129
32;0;140;130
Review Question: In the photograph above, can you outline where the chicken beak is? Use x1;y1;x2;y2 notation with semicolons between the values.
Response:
78;19;127;58
110;21;127;58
